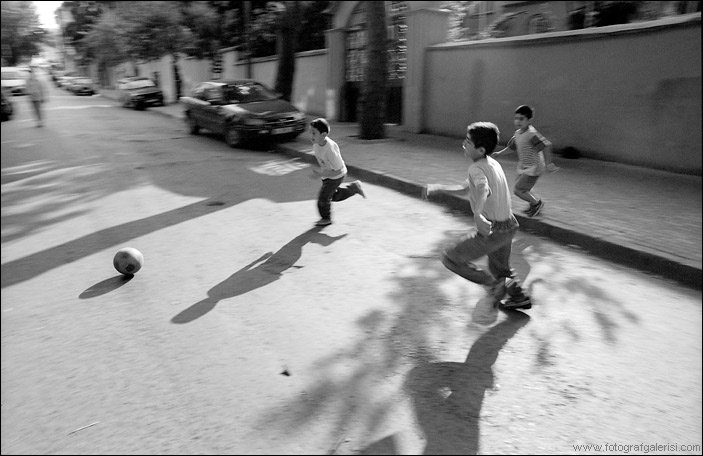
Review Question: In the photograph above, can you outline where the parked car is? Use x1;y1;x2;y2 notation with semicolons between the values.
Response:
1;87;13;121
180;79;307;147
117;77;164;109
58;75;78;90
70;77;95;95
1;67;28;96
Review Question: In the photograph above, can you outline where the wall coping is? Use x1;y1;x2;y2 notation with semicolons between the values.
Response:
430;12;701;50
233;48;327;66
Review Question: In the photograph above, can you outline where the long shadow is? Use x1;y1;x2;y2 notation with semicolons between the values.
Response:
79;274;133;299
405;309;530;455
1;196;237;289
171;227;347;324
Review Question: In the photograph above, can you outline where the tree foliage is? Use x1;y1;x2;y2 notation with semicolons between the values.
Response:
62;1;105;65
1;1;46;66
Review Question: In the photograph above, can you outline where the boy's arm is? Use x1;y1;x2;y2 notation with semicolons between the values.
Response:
535;136;559;172
468;172;492;236
493;137;515;157
422;181;470;200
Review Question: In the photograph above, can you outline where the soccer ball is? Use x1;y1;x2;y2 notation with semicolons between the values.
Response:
113;247;144;275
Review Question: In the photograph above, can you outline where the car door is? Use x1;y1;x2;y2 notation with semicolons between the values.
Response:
189;83;211;127
201;85;228;134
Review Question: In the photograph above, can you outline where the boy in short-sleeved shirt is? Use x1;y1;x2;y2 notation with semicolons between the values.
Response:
494;105;558;217
309;118;366;226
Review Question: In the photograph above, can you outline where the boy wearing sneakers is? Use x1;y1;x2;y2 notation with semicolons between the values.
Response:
309;118;366;226
494;105;558;217
424;122;531;310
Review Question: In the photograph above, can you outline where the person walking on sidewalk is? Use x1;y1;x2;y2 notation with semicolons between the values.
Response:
423;121;532;310
26;67;46;127
309;118;366;227
493;105;558;217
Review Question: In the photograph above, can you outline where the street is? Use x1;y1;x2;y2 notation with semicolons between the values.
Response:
2;76;701;455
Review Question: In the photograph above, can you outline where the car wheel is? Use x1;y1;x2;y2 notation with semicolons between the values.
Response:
225;127;242;148
186;114;199;135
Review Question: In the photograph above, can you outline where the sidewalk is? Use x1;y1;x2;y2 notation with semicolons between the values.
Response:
102;92;702;289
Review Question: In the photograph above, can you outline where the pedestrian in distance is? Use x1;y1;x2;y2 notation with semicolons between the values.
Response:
26;67;46;127
423;121;532;310
493;105;559;217
309;118;366;226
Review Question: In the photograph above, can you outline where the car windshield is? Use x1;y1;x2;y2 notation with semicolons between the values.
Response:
125;79;156;90
222;82;277;103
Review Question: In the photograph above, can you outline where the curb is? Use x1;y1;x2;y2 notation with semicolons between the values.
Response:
274;143;702;290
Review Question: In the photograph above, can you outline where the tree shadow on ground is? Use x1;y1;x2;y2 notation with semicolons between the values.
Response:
171;226;347;324
404;309;530;455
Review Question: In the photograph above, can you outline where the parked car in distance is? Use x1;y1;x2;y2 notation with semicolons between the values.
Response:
58;74;78;90
117;77;164;109
1;67;28;96
1;87;13;121
180;79;307;147
70;77;95;95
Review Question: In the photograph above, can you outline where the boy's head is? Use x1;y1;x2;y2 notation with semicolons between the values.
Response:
310;118;330;135
310;118;330;145
513;105;533;130
463;122;500;160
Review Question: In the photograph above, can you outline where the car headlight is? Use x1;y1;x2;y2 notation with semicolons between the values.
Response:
243;118;266;126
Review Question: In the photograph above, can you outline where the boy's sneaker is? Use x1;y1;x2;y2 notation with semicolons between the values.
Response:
315;218;332;226
351;180;366;198
528;200;544;217
501;294;532;310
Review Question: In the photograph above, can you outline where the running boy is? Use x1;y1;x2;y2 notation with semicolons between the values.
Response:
309;118;366;226
424;122;531;309
493;105;558;217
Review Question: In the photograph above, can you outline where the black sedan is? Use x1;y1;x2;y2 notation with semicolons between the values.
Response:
180;79;307;147
117;77;164;109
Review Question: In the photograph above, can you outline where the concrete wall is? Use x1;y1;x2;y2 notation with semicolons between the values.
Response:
423;14;701;174
229;50;328;116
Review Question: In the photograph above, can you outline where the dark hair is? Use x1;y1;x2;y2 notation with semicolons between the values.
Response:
310;117;330;134
515;105;534;119
467;122;500;155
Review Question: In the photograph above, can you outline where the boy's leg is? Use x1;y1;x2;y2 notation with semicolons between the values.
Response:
317;177;343;219
513;174;539;205
331;178;362;202
441;233;497;285
487;229;528;299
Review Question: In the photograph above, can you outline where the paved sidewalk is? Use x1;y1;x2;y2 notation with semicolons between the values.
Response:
102;92;702;289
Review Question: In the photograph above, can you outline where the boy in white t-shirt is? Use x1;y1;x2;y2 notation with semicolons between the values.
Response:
423;122;531;310
309;118;366;226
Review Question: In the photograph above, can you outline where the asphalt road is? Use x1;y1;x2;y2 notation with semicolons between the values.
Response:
1;76;701;455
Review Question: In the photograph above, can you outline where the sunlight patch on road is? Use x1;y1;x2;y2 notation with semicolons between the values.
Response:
1;160;55;175
249;158;309;176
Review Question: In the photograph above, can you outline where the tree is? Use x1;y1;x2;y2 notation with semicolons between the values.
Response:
359;1;387;140
83;15;129;85
1;1;46;66
273;1;302;101
62;1;105;67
